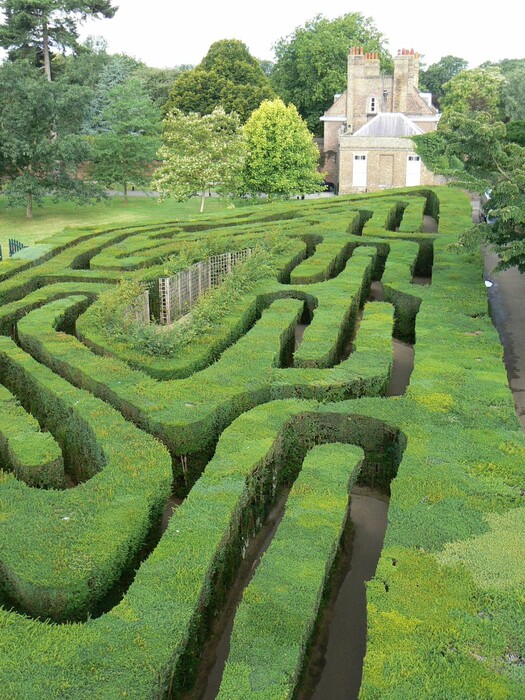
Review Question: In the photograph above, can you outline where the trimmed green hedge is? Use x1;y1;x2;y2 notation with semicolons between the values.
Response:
217;443;364;699
0;187;523;699
0;383;63;488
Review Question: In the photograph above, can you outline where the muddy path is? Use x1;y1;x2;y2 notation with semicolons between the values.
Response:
471;196;525;432
484;249;525;431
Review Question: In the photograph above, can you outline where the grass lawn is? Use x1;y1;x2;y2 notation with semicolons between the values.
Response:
0;194;239;255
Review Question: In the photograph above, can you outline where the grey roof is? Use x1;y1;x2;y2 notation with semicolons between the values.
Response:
352;113;424;137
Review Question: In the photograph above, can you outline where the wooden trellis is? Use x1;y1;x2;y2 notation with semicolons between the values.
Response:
159;248;252;325
125;290;150;325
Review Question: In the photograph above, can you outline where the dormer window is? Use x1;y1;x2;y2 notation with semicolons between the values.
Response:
369;97;377;113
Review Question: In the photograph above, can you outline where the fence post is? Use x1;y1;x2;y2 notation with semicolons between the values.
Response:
144;290;150;325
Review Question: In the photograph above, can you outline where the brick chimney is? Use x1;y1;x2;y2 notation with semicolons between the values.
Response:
393;48;420;113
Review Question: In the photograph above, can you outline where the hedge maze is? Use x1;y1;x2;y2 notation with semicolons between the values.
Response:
0;188;523;699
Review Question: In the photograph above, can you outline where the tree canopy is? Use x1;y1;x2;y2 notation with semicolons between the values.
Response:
0;0;117;80
132;64;193;110
0;60;105;218
500;60;525;122
165;39;275;122
89;79;161;199
440;66;505;119
271;13;391;134
82;53;141;134
415;111;525;272
419;55;468;105
153;107;244;212
242;99;324;199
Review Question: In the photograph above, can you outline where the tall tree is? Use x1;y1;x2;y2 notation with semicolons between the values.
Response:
0;0;117;80
415;112;525;272
132;64;193;110
88;79;161;200
242;99;324;199
271;13;391;134
419;55;468;105
82;54;141;134
153;107;244;212
165;39;275;122
505;120;525;147
0;60;105;218
501;62;525;122
440;66;505;119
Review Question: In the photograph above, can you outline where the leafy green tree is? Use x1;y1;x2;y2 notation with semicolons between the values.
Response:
0;60;105;218
165;39;275;122
415;111;525;271
132;64;193;110
501;63;525;121
258;59;274;78
53;36;112;89
505;120;525;147
271;13;391;134
89;79;161;200
419;55;468;104
82;54;141;133
440;67;505;118
242;99;324;199
153;107;244;212
0;0;117;80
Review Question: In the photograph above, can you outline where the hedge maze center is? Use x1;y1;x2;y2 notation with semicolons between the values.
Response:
0;187;523;699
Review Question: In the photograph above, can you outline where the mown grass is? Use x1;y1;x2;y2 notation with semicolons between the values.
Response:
0;194;239;253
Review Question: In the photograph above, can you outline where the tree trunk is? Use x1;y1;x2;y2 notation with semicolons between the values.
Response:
43;22;52;82
124;182;128;203
200;193;205;213
26;193;33;220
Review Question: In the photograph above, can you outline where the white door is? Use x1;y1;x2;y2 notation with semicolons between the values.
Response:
406;154;421;186
352;154;368;187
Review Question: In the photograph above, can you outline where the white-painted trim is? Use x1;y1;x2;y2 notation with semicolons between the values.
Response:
320;115;348;122
408;114;441;122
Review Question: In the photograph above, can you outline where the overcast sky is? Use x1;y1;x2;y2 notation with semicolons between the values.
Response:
76;0;524;69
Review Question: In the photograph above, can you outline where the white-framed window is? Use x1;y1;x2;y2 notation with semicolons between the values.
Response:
408;155;420;162
369;96;377;113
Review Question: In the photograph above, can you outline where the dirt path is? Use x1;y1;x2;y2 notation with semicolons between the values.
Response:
484;250;525;431
469;195;525;431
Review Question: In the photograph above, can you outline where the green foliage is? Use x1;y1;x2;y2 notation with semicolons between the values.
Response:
0;189;523;698
418;55;468;103
82;53;141;134
271;13;391;134
132;64;194;110
0;384;63;488
0;0;117;80
165;39;275;122
242;99;325;199
88;78;161;197
153;107;245;211
218;443;364;699
501;61;525;121
94;241;295;357
415;113;525;271
0;60;106;218
505;120;525;147
482;59;525;122
441;66;505;118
